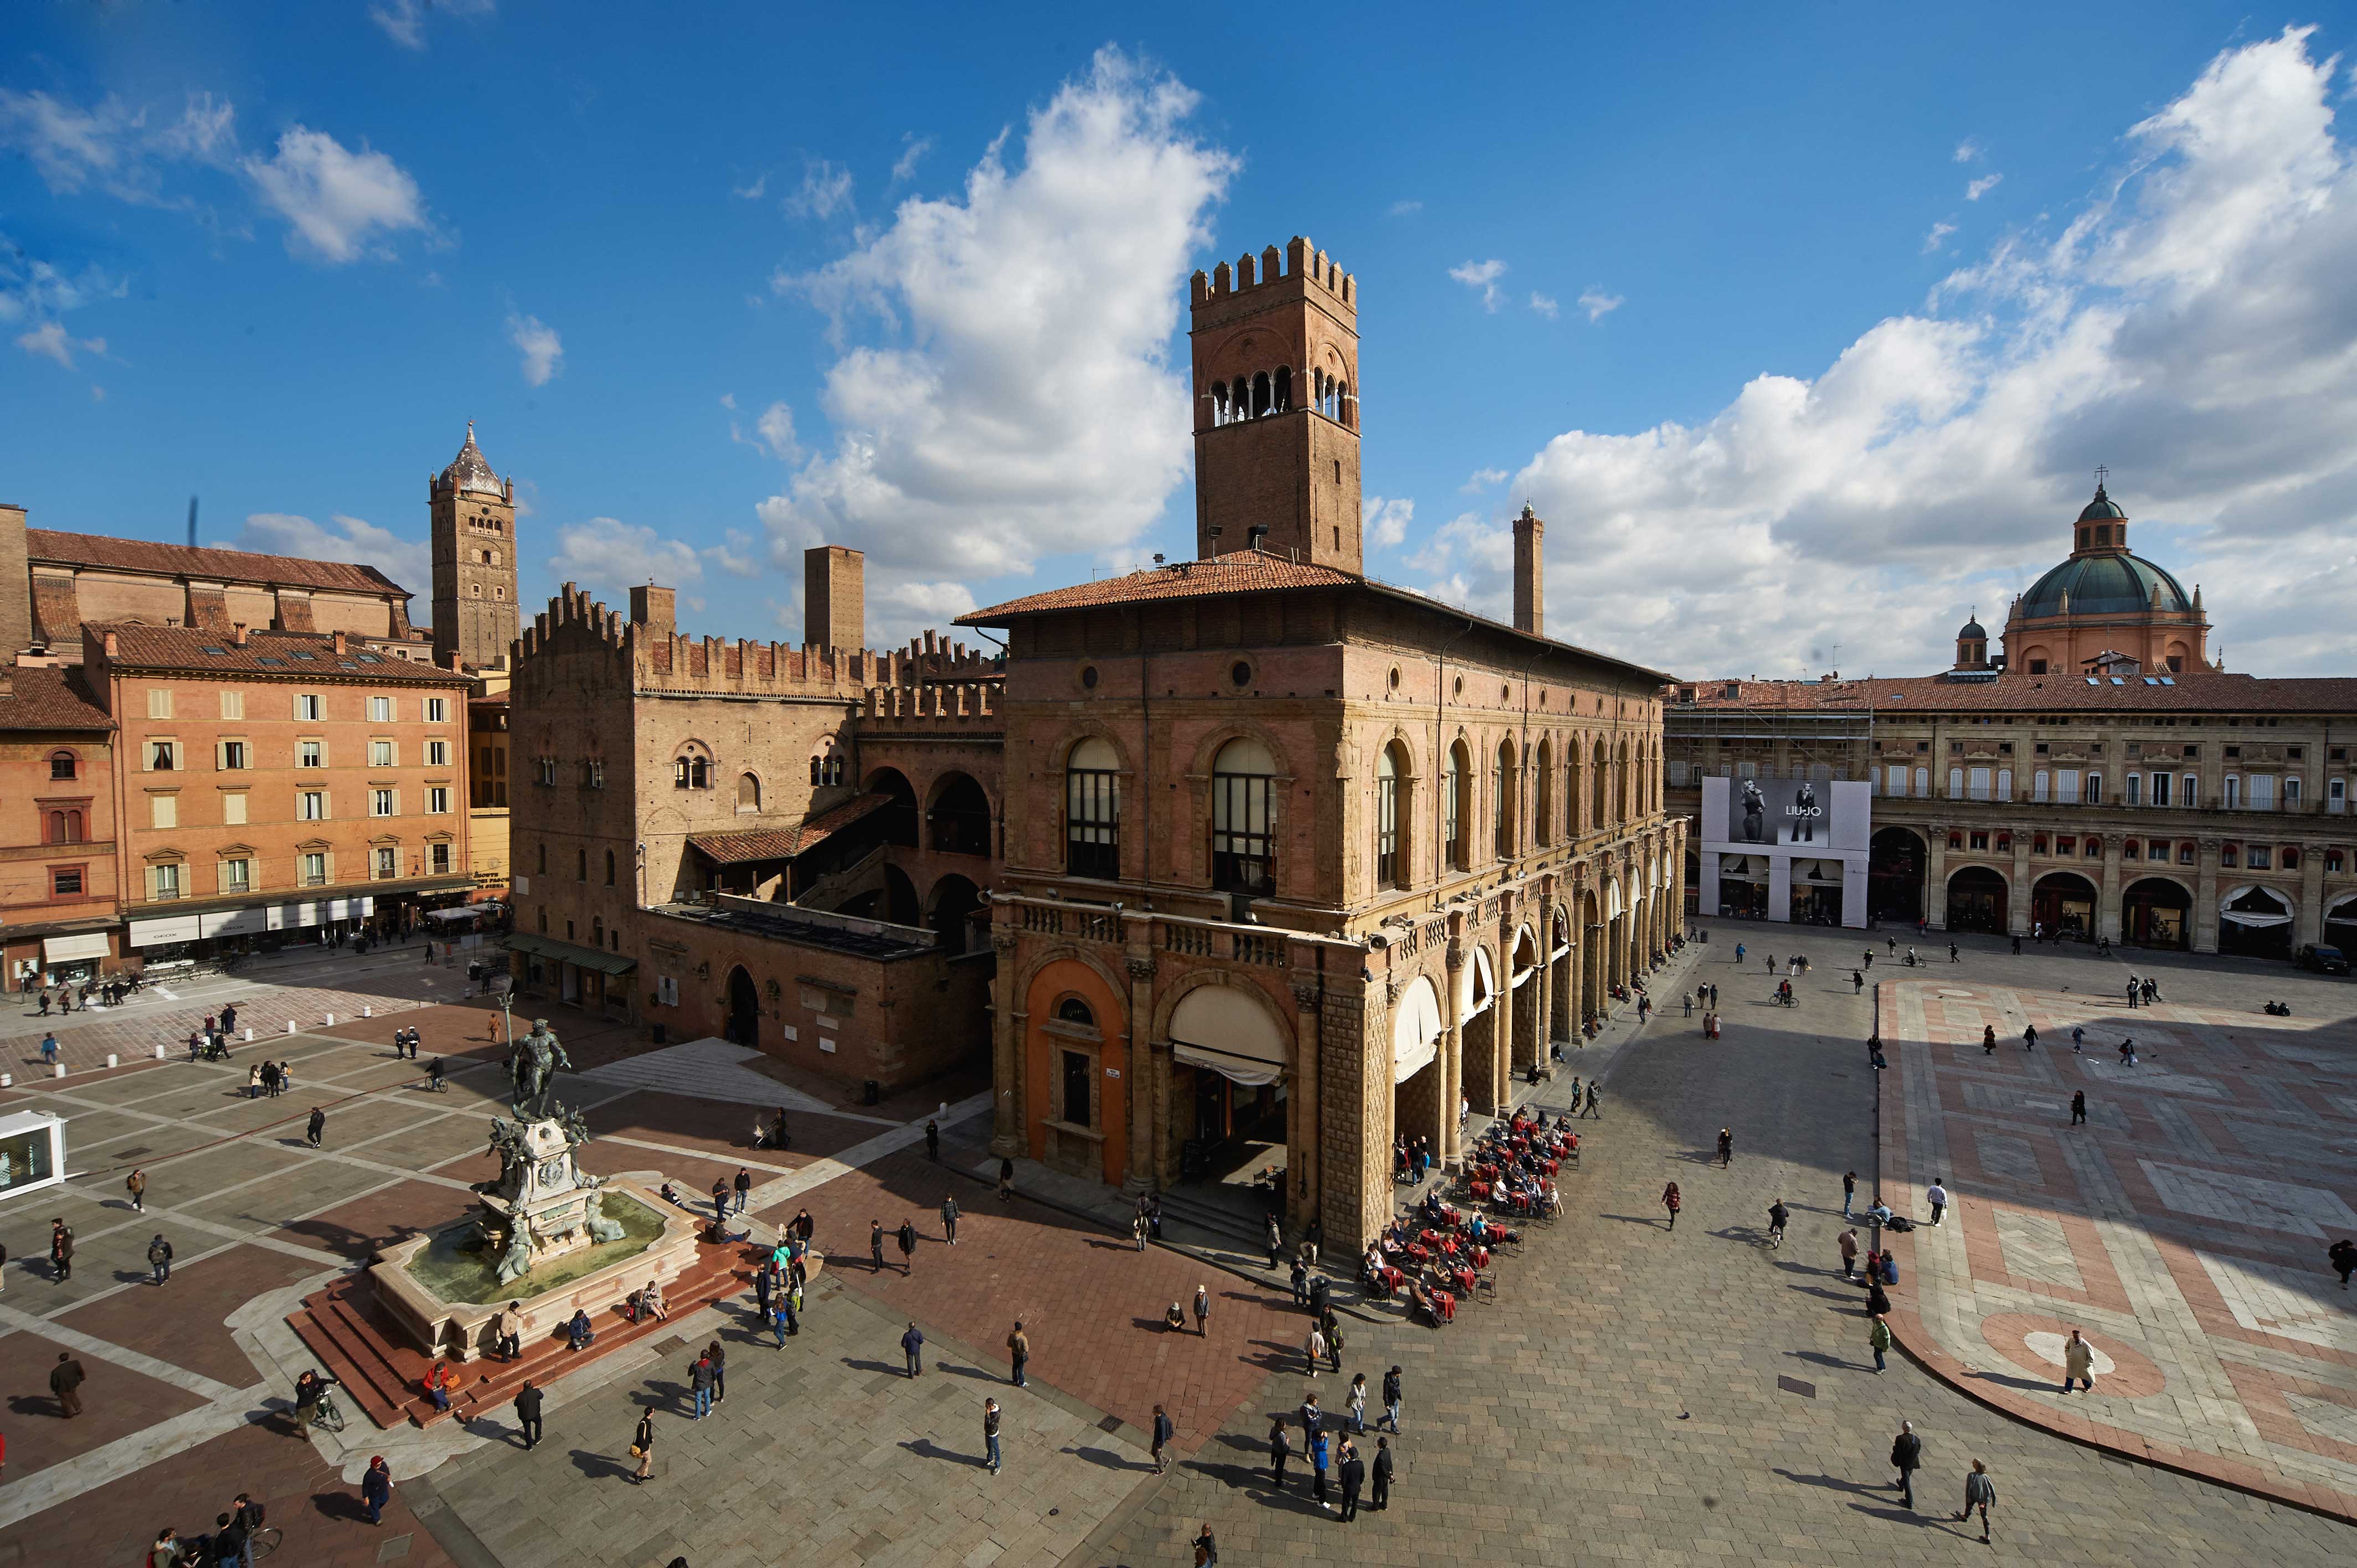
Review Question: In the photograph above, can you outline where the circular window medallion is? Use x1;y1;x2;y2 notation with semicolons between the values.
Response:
1452;675;1464;699
1079;664;1099;690
1387;666;1401;692
1231;661;1252;689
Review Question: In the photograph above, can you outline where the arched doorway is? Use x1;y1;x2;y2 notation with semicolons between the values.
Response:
1947;866;2008;933
2326;893;2357;957
927;874;983;955
1548;907;1574;1055
727;965;759;1046
865;767;919;847
1022;958;1127;1186
1510;926;1541;1073
1459;944;1500;1116
2031;871;2098;941
1169;983;1291;1195
2122;877;2191;950
1869;828;1925;923
2220;884;2296;960
1391;974;1444;1161
1579;888;1603;1032
925;771;993;857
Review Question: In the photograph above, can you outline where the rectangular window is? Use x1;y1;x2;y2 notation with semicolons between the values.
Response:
2057;835;2077;856
2331;777;2348;813
223;858;251;894
2125;773;2142;806
369;696;393;722
223;793;248;826
1066;763;1120;879
427;786;450;814
1376;770;1401;885
52;866;84;898
151;793;177;829
1968;767;1991;802
151;863;181;900
299;791;327;821
2285;776;2302;808
147;687;173;719
430;841;451;874
146;737;177;771
2150;772;2170;807
424;697;448;723
299;740;324;768
1948;767;1964;800
301;852;326;885
425;739;450;767
1211;770;1275;895
2086;772;2103;805
214;739;245;770
1885;763;1907;797
2179;840;2195;864
2248;774;2274;810
1969;831;1988;850
370;740;395;767
219;689;244;720
2247;844;2272;870
2031;770;2050;802
1997;767;2012;801
2056;769;2081;804
1060;1049;1092;1128
375;847;398;879
297;693;322;721
371;788;396;817
2222;843;2239;867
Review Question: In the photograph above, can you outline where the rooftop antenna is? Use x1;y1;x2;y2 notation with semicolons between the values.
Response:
187;495;198;548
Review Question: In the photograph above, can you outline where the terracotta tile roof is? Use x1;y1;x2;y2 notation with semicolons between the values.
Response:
0;664;114;731
28;529;410;597
1671;670;2357;716
687;792;891;865
958;551;1360;621
90;623;469;684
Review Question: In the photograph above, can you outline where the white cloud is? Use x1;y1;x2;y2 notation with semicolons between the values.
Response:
369;0;495;51
758;47;1233;643
548;516;704;592
1955;138;1983;163
719;393;737;410
703;529;761;577
1417;28;2357;678
506;312;563;386
1363;495;1416;550
732;173;768;200
754;401;800;460
1529;291;1559;318
0;244;124;326
243;127;430;262
237;512;431;596
783;158;855;220
15;321;104;368
1922;220;1957;252
1461;468;1507;493
891;135;934;183
1577;287;1624;321
1388;199;1423;216
0;88;235;203
1449;258;1507;311
1967;173;2004;201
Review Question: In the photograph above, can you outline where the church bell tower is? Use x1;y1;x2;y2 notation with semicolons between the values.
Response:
1188;236;1363;572
429;422;520;670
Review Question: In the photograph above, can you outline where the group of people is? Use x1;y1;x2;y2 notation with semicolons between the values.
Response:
35;972;140;1013
1683;983;1726;1038
1268;1374;1402;1520
145;1493;269;1565
241;1059;298;1098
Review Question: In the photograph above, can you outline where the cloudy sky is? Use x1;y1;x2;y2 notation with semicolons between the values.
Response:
6;4;2354;679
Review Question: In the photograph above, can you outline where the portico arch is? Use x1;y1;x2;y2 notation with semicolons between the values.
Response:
2122;875;2191;950
1021;953;1129;1187
1391;973;1445;1166
2220;883;2296;960
1459;942;1500;1116
1510;924;1542;1074
1167;978;1294;1190
1548;905;1576;1055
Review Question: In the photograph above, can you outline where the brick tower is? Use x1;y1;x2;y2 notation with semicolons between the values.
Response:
1188;236;1363;572
430;422;520;670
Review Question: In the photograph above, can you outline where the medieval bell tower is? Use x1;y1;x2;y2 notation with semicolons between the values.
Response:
1188;236;1363;572
430;422;520;670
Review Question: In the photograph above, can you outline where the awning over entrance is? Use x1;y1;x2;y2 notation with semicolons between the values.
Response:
1459;943;1497;1023
1170;984;1287;1087
1391;974;1444;1086
507;932;640;976
43;933;109;963
129;896;374;946
2220;884;2294;927
1605;881;1625;921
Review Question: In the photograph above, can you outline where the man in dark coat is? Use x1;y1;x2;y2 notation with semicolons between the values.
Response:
513;1380;543;1449
1338;1439;1366;1521
49;1352;86;1416
1890;1420;1923;1510
1371;1436;1394;1509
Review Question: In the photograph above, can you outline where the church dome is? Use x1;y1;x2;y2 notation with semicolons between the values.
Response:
2077;483;2127;523
2018;551;2192;620
438;422;503;497
1957;616;1987;641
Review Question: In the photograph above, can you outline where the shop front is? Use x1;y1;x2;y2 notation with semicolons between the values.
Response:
129;896;376;967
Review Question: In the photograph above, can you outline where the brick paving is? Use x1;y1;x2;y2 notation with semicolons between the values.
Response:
1880;974;2357;1520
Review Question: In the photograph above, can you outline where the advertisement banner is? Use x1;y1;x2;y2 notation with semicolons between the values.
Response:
1726;776;1837;847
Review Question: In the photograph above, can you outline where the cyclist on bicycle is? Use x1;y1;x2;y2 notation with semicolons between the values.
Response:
428;1056;447;1092
1767;1199;1790;1249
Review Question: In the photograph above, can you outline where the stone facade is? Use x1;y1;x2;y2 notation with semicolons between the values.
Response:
0;663;121;990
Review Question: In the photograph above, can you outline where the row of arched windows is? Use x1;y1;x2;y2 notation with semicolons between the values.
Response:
1208;367;1356;429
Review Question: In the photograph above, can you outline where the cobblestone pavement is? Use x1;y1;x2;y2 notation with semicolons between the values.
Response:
1882;974;2357;1518
1092;931;2357;1566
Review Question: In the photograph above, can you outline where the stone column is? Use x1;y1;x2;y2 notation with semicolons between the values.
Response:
2098;832;2125;943
1440;933;1465;1165
989;929;1025;1157
2194;837;2221;955
1530;893;1554;1077
1290;977;1323;1230
1486;926;1512;1115
1925;823;1950;928
1125;953;1156;1192
2298;842;2327;947
2009;832;2032;936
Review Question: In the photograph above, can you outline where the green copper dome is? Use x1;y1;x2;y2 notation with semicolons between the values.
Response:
2077;484;2127;523
2018;551;2191;619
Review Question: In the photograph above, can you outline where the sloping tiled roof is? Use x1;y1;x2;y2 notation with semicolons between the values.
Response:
91;623;469;683
959;551;1360;621
1672;670;2357;716
0;665;114;731
28;529;410;597
687;793;891;865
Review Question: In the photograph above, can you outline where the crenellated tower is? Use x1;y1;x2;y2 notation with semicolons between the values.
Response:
430;422;520;670
1188;236;1363;572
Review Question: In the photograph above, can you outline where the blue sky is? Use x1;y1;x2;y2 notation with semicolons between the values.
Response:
6;3;2355;677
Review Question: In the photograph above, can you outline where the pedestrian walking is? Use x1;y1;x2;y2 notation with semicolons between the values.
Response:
126;1168;147;1213
1371;1436;1394;1509
1662;1182;1681;1231
871;1220;886;1272
1192;1283;1209;1335
49;1352;85;1416
896;1218;917;1274
707;1338;726;1404
1949;942;1960;963
1132;1212;1148;1250
2330;1238;2357;1290
146;1233;172;1285
2071;1090;2087;1126
1956;1458;1996;1541
1267;1215;1283;1270
361;1456;393;1523
2023;1024;2038;1051
732;1168;752;1215
1839;1226;1859;1280
773;1295;797;1344
514;1380;543;1450
1007;1321;1028;1386
941;1193;960;1245
1339;1438;1365;1521
984;1398;1002;1473
305;1107;325;1148
1151;1404;1174;1473
1890;1420;1922;1510
1269;1417;1291;1490
1717;1127;1733;1167
998;1157;1015;1200
900;1321;925;1378
631;1412;655;1481
1927;1178;1949;1226
1347;1372;1367;1431
2061;1327;2094;1393
1310;1428;1332;1511
1842;1169;1856;1218
1193;1523;1219;1565
1305;1324;1326;1378
1982;1024;1996;1055
1581;1084;1601;1119
1869;1313;1892;1372
49;1219;73;1282
1382;1365;1402;1432
689;1348;716;1417
2072;1024;2085;1053
925;1119;940;1161
39;1031;58;1066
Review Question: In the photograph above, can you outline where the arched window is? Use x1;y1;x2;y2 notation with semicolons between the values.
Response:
1592;739;1609;829
48;750;76;782
1066;736;1120;878
673;750;709;789
810;756;822;786
1211;381;1228;426
1273;366;1292;412
1494;740;1517;859
1535;738;1554;846
1376;744;1402;888
47;809;84;845
1252;370;1271;419
738;772;760;811
1618;739;1633;822
1056;996;1095;1027
826;756;844;786
604;849;616;886
1337;379;1350;427
1210;737;1277;895
1443;741;1469;871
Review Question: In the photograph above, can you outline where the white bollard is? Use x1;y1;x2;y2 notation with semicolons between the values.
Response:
325;1013;334;1026
244;1027;254;1041
363;1005;372;1018
53;1062;65;1079
286;1020;297;1035
106;1053;117;1069
155;1044;167;1061
1;1072;11;1087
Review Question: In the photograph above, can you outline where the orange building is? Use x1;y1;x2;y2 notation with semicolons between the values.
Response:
0;664;121;991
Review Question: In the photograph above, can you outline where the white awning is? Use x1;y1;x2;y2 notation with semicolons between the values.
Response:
427;905;485;924
1605;880;1624;922
2328;892;2357;922
1170;984;1289;1088
2221;884;2295;928
1459;943;1497;1023
1391;975;1444;1086
42;933;110;963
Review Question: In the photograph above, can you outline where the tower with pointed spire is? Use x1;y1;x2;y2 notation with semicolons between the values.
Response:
429;422;519;671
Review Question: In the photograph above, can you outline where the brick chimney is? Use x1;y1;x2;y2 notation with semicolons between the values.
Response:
230;622;248;647
1512;504;1544;637
331;630;348;656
